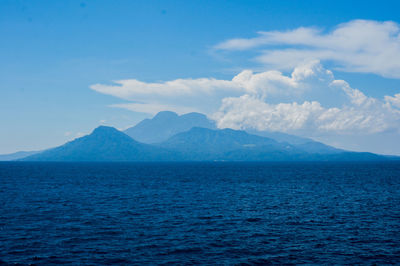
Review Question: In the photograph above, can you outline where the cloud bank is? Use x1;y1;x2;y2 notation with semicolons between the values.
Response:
214;20;400;78
91;60;400;136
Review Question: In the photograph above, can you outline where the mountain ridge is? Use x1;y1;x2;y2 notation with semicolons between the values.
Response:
18;125;389;161
157;127;383;161
4;111;395;162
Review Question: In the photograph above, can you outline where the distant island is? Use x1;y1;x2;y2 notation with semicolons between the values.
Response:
1;111;394;162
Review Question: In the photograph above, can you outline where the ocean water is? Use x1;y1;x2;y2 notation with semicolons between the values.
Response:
1;162;400;265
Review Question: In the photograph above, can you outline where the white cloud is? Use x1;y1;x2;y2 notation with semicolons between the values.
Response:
91;61;400;135
109;102;200;115
91;78;239;98
214;20;400;78
90;77;244;115
212;96;325;133
212;62;400;135
213;92;398;136
385;93;400;109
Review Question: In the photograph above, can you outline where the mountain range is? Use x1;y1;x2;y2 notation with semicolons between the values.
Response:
0;111;393;161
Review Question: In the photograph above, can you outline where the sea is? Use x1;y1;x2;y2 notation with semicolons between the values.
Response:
1;162;400;265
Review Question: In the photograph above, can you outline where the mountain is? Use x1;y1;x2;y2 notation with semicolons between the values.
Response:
157;127;385;161
125;111;341;155
124;111;215;143
0;150;41;161
15;111;390;162
22;126;179;161
157;127;303;161
19;125;388;162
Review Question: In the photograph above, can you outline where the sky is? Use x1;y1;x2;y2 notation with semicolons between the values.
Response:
1;0;400;155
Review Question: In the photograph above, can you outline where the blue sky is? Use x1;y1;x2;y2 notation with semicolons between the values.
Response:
1;0;400;154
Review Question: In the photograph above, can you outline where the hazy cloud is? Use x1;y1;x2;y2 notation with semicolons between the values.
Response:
214;20;400;78
90;77;244;115
109;102;200;115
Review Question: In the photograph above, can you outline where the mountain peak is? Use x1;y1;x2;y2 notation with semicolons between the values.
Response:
153;111;179;120
21;125;177;161
91;126;124;136
93;125;118;132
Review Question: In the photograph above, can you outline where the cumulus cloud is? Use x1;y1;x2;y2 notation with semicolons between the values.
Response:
212;96;324;132
214;20;400;78
212;62;400;135
385;93;400;108
212;91;398;135
91;61;400;135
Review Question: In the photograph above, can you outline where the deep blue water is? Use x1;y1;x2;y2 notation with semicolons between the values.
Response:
1;162;400;265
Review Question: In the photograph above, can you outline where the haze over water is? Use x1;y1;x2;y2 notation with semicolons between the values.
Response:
1;162;399;265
